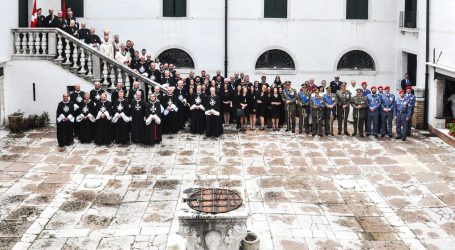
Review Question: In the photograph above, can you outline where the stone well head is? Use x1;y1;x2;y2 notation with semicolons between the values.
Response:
178;188;248;250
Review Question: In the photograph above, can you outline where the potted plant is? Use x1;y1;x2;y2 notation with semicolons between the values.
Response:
8;110;25;133
448;120;455;138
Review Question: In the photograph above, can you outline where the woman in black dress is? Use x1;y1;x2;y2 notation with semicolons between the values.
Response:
270;87;282;131
221;82;232;126
232;85;242;128
248;85;257;130
238;87;249;131
256;84;268;130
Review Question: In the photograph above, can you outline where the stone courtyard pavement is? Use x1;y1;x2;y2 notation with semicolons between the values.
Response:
1;126;455;250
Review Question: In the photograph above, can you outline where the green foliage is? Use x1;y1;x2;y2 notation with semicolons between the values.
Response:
8;111;49;133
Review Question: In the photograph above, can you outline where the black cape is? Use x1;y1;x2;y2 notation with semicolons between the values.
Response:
90;88;105;102
144;101;163;145
190;93;206;134
205;95;223;137
162;94;180;134
76;100;96;143
94;101;112;145
56;101;75;147
130;99;146;143
112;99;130;144
174;87;188;129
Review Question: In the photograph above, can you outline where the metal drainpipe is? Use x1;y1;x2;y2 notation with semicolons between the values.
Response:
424;0;430;128
224;0;228;78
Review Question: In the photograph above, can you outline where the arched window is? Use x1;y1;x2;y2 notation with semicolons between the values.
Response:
157;48;194;68
337;50;375;71
255;49;295;70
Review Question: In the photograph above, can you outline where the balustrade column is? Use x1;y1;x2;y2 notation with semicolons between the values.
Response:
34;33;41;54
109;64;116;88
41;33;47;54
28;32;34;54
63;38;72;66
86;53;93;78
21;33;28;54
14;33;21;54
117;68;123;84
56;34;64;61
125;72;130;91
71;43;79;71
78;50;87;75
102;60;109;86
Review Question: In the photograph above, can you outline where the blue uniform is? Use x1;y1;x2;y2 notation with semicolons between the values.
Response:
380;93;395;136
405;93;416;136
366;93;381;136
395;96;412;139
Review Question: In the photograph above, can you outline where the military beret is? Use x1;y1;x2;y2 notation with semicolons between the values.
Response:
284;81;292;85
361;81;367;86
399;90;405;94
384;86;390;90
406;86;412;90
378;86;383;89
371;86;377;90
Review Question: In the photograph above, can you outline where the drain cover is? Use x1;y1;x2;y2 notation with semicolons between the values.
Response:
186;188;243;214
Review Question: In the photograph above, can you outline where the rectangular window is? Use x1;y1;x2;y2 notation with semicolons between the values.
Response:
264;0;287;18
163;0;187;17
346;0;368;20
66;0;84;17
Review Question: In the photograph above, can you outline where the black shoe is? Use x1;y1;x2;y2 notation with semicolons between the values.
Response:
292;130;295;133
338;131;342;135
344;132;350;136
366;133;371;136
319;134;323;137
312;134;316;137
396;136;402;140
381;134;385;138
388;135;393;138
374;135;378;138
360;134;365;137
402;137;407;141
352;133;357;137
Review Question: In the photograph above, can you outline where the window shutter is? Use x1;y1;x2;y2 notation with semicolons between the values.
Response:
265;0;287;18
357;0;368;19
163;0;174;17
174;0;187;17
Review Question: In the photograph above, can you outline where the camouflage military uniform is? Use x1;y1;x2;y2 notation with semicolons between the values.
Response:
310;95;325;136
336;89;352;135
351;93;368;136
297;90;311;134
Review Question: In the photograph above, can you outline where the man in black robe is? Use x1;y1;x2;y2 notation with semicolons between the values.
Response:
160;70;175;87
56;93;75;147
144;94;163;145
128;81;145;102
130;91;145;143
36;8;46;27
94;93;112;145
111;91;130;144
153;86;165;104
162;87;180;134
174;80;188;129
54;11;68;31
78;22;90;41
85;28;101;47
44;9;57;27
70;83;85;136
111;83;127;104
76;93;95;143
190;85;206;134
90;82;105;102
205;87;223;137
149;63;161;83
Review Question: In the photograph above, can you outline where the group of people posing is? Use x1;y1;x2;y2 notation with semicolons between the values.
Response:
55;71;417;148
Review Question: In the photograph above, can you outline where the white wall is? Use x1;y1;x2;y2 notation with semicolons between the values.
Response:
0;1;18;62
3;60;94;123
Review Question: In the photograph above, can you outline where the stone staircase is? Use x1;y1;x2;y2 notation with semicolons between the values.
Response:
11;28;165;92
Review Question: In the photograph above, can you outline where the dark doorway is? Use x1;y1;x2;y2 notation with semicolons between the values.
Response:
18;0;28;28
66;0;84;17
443;80;455;118
407;53;417;85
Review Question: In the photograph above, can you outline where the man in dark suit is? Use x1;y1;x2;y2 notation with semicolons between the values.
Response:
330;75;342;93
401;73;414;91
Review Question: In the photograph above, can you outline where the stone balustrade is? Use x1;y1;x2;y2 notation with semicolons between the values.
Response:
11;28;165;92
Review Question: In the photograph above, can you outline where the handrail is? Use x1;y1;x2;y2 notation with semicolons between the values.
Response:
11;28;167;92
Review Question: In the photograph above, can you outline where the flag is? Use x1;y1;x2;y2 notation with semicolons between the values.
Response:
62;0;67;19
30;0;38;27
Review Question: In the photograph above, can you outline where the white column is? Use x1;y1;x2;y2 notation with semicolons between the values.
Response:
102;60;109;86
78;50;87;75
71;43;79;71
117;68;123;84
63;38;72;66
28;32;34;54
86;53;93;78
109;64;116;89
41;33;47;54
35;33;41;54
14;32;21;54
435;79;445;117
125;72;130;91
56;34;64;61
21;33;28;54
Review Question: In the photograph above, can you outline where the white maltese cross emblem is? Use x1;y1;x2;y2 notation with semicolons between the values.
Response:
63;105;69;113
117;103;123;112
195;96;201;104
210;98;216;106
82;106;89;113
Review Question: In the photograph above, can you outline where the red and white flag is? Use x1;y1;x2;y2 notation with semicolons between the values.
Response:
62;0;67;19
30;0;38;27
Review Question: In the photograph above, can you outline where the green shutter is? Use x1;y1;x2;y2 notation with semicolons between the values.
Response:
163;0;174;17
357;0;368;19
265;0;287;18
175;0;187;17
346;0;357;19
